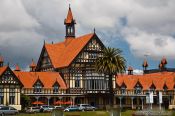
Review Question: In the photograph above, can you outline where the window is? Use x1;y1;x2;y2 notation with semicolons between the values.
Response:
134;84;142;94
53;84;59;93
121;86;126;94
34;81;43;93
150;84;156;93
163;85;168;92
9;88;15;105
75;76;80;88
0;86;3;104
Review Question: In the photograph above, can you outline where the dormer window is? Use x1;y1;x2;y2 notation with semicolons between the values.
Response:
163;84;168;92
134;83;142;94
150;84;156;93
53;83;59;93
121;86;126;94
120;83;126;94
33;81;43;93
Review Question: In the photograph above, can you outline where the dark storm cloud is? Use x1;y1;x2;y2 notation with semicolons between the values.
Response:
0;0;175;71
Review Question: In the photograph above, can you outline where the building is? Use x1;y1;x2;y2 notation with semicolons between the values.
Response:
0;6;175;110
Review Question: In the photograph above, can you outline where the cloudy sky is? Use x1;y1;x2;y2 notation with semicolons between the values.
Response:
0;0;175;72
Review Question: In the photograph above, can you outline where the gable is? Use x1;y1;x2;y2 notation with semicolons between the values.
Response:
0;67;23;86
38;33;97;69
33;78;44;87
36;46;53;71
134;81;143;89
71;34;104;65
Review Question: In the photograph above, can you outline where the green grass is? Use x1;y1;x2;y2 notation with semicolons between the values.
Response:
18;113;51;116
121;110;134;116
18;110;134;116
64;111;109;116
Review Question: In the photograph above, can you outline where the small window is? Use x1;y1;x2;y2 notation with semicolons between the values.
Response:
53;83;59;93
134;84;142;94
75;77;80;88
121;86;126;94
33;81;43;93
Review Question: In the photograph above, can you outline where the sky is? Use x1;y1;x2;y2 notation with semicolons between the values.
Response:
0;0;175;73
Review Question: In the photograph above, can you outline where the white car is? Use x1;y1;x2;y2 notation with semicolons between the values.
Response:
77;104;96;111
40;105;54;112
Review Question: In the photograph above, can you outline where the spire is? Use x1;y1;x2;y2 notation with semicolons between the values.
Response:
65;5;74;24
64;5;76;38
0;54;4;67
15;64;21;71
29;59;36;72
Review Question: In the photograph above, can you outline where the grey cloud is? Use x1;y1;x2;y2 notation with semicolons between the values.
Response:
0;0;175;70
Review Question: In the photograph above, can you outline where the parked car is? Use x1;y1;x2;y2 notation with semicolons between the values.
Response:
40;105;54;112
64;105;81;112
77;104;96;111
54;106;64;110
26;107;40;113
0;106;18;115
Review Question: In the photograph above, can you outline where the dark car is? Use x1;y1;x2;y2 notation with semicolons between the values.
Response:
64;106;81;112
0;106;18;115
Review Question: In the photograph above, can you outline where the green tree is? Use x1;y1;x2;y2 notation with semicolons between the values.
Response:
95;47;126;106
21;94;31;110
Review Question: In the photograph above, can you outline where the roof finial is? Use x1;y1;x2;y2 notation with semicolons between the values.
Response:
52;41;54;44
94;28;96;33
44;40;45;45
7;62;9;66
69;4;71;9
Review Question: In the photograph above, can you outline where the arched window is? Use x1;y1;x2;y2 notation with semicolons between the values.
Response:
134;83;142;94
33;81;43;93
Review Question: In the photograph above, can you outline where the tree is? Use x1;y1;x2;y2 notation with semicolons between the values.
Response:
95;47;126;106
21;94;31;110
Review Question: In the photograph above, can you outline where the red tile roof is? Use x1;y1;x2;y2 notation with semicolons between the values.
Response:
116;72;175;90
65;7;74;24
14;71;67;89
0;66;8;76
45;33;94;68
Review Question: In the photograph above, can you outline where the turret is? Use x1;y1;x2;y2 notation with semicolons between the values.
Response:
29;59;36;72
64;5;76;38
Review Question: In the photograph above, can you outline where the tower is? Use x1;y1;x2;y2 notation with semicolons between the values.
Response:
64;5;76;38
29;59;36;72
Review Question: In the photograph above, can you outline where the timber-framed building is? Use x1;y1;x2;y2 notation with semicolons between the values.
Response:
0;6;175;110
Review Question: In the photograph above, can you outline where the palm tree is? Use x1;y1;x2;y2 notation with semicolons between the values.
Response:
95;47;126;107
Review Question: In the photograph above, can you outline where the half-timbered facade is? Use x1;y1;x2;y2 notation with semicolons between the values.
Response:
0;65;22;110
1;6;175;111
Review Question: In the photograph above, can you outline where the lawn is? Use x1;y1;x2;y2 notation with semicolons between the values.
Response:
18;110;134;116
